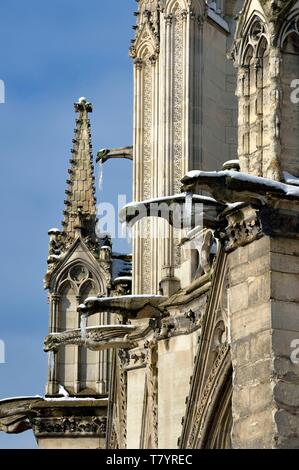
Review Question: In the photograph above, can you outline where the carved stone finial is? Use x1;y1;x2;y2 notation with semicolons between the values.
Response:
74;97;92;113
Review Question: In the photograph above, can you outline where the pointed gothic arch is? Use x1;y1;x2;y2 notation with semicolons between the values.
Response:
52;255;107;295
278;7;299;177
134;23;159;60
164;0;203;15
235;11;274;177
239;13;269;65
278;8;299;50
48;255;109;395
165;0;183;14
202;368;233;449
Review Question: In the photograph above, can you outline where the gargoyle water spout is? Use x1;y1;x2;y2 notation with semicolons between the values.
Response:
96;146;133;164
97;147;133;191
44;325;137;353
77;294;167;320
181;170;299;204
119;194;225;231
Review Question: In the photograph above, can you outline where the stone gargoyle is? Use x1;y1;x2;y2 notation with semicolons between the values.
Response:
44;325;138;352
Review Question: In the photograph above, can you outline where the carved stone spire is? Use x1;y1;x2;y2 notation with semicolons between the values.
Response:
129;0;160;59
62;97;97;239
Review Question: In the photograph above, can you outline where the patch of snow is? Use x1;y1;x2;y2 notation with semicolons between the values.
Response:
58;385;69;398
98;232;111;239
207;7;230;33
113;276;132;283
85;294;164;303
283;171;299;187
222;159;240;171
44;397;104;402
224;160;240;165
226;202;245;210
184;170;299;199
0;396;42;403
78;303;88;311
122;193;217;208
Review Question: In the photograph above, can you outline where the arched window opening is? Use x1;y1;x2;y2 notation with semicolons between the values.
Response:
280;16;299;177
56;282;78;394
239;16;269;176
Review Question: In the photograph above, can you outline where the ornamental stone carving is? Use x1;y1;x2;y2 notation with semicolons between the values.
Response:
31;416;107;437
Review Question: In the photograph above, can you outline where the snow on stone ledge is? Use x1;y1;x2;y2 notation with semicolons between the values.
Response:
283;171;299;187
182;170;299;199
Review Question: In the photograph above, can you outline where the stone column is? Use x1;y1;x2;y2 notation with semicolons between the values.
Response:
132;57;144;295
226;202;299;448
265;47;282;180
46;293;60;395
74;294;81;394
150;54;160;293
49;293;60;333
236;65;249;173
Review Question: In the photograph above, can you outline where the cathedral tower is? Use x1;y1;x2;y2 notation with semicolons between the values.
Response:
130;0;241;296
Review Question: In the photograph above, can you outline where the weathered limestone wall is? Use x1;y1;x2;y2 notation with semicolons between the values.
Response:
37;437;105;449
126;367;146;449
228;235;299;448
132;3;239;296
158;333;198;448
281;48;299;177
202;21;238;171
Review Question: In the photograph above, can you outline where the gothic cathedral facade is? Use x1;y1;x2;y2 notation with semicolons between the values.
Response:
1;0;299;449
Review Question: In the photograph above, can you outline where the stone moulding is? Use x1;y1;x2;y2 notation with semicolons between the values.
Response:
187;343;230;448
31;416;107;438
179;252;231;449
0;397;107;436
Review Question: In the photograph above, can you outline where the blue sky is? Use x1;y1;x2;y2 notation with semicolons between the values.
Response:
0;0;134;448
